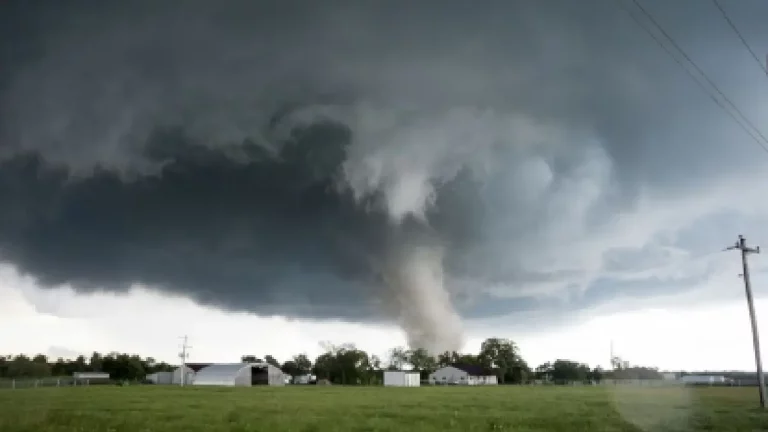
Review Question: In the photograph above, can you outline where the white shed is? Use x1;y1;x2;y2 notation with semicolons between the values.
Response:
292;374;316;384
429;364;498;386
193;363;286;387
661;372;678;381
681;375;727;385
172;365;197;385
72;372;110;385
73;372;110;380
147;371;173;384
383;371;420;387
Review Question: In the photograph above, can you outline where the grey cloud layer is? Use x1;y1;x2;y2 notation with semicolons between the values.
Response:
1;0;767;323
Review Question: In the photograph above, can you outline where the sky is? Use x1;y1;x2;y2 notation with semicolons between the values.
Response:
1;0;768;371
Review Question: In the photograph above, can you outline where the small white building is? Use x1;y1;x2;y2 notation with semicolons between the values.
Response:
429;364;498;386
172;366;197;385
168;363;211;385
73;372;110;380
681;375;728;385
292;374;316;385
661;372;678;381
146;371;173;384
193;363;286;387
383;371;420;387
73;372;110;385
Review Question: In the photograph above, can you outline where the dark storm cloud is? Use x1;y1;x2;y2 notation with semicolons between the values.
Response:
1;0;767;325
0;120;481;321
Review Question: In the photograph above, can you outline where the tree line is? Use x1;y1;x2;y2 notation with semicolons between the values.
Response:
0;337;664;384
0;352;174;382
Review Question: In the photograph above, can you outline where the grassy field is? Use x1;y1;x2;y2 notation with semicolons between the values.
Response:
1;385;767;432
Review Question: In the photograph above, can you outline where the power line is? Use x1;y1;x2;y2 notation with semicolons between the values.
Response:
628;0;768;149
618;0;768;155
711;0;768;76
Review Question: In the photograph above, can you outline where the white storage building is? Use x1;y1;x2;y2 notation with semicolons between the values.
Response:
383;371;420;387
429;364;498;385
169;363;212;385
171;365;197;385
661;372;678;381
147;371;173;384
292;374;316;384
73;372;110;385
193;363;286;387
681;375;728;385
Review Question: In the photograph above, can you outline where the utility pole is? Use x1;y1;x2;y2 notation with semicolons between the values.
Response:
726;235;766;408
178;335;191;387
610;340;614;370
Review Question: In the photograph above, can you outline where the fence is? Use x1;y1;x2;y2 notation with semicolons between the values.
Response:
0;377;126;389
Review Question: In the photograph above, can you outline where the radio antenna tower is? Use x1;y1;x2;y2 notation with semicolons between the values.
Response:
178;335;192;387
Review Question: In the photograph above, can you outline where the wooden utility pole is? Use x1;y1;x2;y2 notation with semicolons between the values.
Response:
726;235;766;408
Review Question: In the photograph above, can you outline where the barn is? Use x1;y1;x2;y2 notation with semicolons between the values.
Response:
428;364;498;385
193;362;286;386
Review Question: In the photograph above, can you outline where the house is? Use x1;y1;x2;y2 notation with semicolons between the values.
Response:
428;364;498;385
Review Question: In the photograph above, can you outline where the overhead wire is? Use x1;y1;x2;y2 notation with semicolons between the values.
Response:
616;0;768;155
711;0;768;76
628;0;768;150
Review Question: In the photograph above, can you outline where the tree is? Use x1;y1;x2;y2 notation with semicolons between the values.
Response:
312;343;372;385
509;359;531;384
406;349;437;380
369;355;382;371
387;347;409;370
312;352;335;381
478;338;520;384
535;362;553;381
549;359;590;384
7;354;51;378
281;360;300;377
89;352;103;372
241;355;262;363
293;354;312;375
591;367;603;384
406;349;433;370
264;355;280;368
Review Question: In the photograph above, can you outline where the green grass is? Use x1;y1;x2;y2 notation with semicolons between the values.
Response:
1;385;767;431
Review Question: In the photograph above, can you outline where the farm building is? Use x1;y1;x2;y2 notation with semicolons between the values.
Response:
429;364;498;385
193;362;286;387
170;363;211;385
72;372;110;385
661;372;678;381
383;371;420;387
146;371;172;384
292;374;316;384
681;375;728;385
